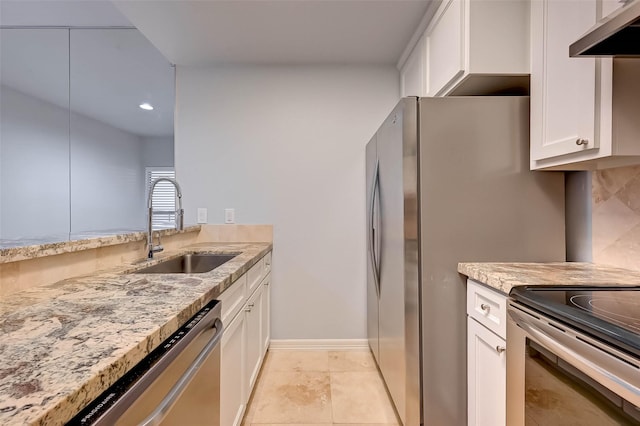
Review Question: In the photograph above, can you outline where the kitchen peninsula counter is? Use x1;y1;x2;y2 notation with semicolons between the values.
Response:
0;225;202;263
458;262;640;294
0;241;272;426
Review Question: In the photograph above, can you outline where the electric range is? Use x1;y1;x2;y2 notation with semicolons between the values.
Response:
507;285;640;425
509;286;640;358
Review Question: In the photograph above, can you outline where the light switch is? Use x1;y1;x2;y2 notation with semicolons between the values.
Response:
197;208;207;224
224;208;235;224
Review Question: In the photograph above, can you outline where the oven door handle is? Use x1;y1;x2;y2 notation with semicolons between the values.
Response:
512;310;640;406
138;318;223;426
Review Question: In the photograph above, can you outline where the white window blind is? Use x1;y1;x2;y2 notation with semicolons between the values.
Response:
146;168;176;230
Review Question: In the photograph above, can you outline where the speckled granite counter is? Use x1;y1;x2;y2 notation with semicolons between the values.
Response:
458;262;640;294
0;241;271;425
0;226;201;264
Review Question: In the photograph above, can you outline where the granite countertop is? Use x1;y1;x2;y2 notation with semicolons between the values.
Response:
0;241;272;426
0;225;201;264
458;262;640;294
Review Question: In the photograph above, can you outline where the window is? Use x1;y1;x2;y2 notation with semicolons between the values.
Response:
146;167;176;230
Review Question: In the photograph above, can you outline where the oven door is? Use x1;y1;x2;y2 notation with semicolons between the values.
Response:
506;303;640;426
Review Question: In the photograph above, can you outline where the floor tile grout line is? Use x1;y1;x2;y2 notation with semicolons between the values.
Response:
244;349;390;426
329;369;336;425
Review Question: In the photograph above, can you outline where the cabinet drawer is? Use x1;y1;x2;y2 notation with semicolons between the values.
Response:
218;274;247;328
247;258;265;296
466;279;507;339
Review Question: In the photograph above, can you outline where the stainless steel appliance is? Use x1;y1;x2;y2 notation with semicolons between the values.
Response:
68;300;223;425
507;286;640;425
366;97;566;425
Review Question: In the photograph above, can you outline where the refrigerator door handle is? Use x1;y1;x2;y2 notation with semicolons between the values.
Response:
372;160;381;297
367;161;375;287
368;159;380;297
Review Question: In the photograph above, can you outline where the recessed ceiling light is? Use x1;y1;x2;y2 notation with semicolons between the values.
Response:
139;103;154;111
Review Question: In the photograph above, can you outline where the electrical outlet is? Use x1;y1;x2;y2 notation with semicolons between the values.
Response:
224;208;235;224
197;208;208;224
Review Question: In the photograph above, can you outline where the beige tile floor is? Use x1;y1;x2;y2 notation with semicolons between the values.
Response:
242;349;400;426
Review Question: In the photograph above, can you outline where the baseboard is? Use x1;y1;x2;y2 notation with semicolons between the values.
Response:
268;339;369;351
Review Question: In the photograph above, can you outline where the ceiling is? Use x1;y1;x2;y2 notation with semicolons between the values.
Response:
113;0;432;66
1;0;435;137
0;0;133;27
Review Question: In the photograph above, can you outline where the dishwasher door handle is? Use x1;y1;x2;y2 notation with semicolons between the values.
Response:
139;318;223;426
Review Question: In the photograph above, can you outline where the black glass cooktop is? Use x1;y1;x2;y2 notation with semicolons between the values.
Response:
509;286;640;358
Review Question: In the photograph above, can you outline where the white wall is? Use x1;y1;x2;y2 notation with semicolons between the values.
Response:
1;85;70;240
70;110;146;234
1;85;149;240
176;65;399;339
143;136;174;168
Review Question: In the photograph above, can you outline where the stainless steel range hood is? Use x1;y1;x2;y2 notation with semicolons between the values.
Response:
570;0;640;57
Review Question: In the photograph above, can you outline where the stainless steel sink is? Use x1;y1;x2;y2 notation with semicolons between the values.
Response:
134;253;237;274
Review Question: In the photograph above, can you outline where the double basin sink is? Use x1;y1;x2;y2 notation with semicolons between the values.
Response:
135;253;237;274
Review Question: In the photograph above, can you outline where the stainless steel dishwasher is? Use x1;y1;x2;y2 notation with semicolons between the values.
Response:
68;300;223;426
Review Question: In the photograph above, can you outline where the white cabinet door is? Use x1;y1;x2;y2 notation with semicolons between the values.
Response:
260;274;271;356
530;0;640;170
422;0;529;96
530;0;598;162
219;251;272;425
468;317;506;426
245;284;264;394
601;0;624;17
401;35;427;97
221;311;246;426
426;0;464;96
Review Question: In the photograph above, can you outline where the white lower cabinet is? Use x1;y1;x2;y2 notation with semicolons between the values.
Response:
219;252;271;426
245;273;271;393
220;310;246;426
245;282;264;393
467;317;506;426
466;279;507;426
260;274;271;355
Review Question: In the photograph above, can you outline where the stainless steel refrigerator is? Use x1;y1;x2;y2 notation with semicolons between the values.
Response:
366;97;565;426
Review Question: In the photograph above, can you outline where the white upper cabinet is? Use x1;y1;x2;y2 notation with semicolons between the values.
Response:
426;0;465;96
400;0;530;97
602;0;624;18
530;0;640;170
400;34;426;98
429;0;529;96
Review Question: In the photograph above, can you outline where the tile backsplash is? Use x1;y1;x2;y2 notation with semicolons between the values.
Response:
592;165;640;271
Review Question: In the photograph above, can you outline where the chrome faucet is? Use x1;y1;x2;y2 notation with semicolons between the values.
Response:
147;177;184;258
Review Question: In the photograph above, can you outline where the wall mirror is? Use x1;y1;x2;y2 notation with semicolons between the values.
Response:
0;27;175;247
